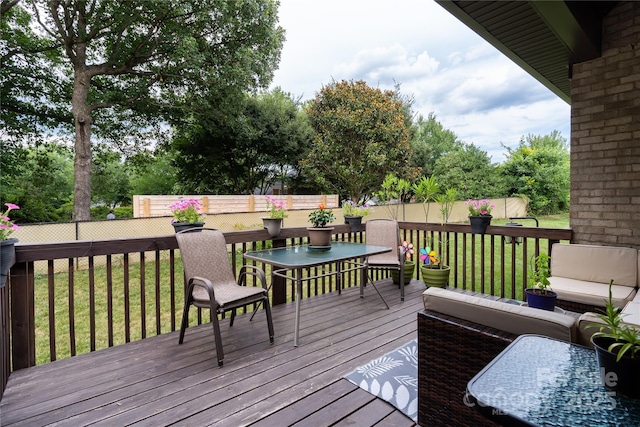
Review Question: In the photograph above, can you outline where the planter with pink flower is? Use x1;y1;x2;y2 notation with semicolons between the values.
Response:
391;240;415;285
466;198;495;234
263;195;288;238
307;204;335;250
1;203;21;288
170;198;206;233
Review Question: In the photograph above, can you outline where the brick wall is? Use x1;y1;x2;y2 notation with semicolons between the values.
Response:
570;1;640;248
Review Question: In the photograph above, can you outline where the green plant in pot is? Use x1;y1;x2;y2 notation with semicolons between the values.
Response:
412;178;453;288
524;253;557;311
391;240;415;285
263;195;288;237
588;280;640;397
375;173;412;220
307;204;335;249
170;198;206;233
341;199;372;232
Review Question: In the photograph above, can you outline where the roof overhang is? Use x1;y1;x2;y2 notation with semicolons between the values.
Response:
435;1;619;104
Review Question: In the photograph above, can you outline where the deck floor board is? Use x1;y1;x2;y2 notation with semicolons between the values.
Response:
1;279;424;426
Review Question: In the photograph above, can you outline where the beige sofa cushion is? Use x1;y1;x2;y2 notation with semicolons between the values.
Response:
422;287;577;342
548;277;636;309
550;243;638;287
577;310;640;347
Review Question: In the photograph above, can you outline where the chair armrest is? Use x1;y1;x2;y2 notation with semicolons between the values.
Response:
238;265;268;289
188;276;216;300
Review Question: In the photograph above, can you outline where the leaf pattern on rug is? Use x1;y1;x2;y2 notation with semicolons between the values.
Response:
345;339;418;422
394;374;418;389
355;356;404;378
398;343;418;365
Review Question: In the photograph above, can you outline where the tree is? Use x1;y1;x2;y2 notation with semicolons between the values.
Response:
91;149;131;208
409;113;463;178
128;149;179;196
173;89;313;194
0;143;74;223
500;131;570;214
302;80;418;203
2;0;284;220
432;143;505;200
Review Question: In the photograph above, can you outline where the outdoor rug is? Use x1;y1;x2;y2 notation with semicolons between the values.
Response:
344;339;418;422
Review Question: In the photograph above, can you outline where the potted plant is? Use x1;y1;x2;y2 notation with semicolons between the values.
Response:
0;203;20;288
391;240;415;285
420;189;458;288
307;203;335;249
588;280;640;397
170;198;206;233
342;199;372;232
524;253;557;311
418;246;450;288
375;173;411;220
263;195;288;237
465;198;495;234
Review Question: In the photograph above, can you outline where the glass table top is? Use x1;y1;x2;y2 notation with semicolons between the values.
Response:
243;242;391;268
467;335;640;426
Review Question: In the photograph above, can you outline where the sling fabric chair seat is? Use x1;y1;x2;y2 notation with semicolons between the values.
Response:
365;219;405;302
176;228;274;367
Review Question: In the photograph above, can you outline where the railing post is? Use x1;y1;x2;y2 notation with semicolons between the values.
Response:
271;238;287;306
1;279;9;400
10;261;36;370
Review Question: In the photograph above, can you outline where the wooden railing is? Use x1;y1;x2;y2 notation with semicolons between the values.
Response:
0;221;571;400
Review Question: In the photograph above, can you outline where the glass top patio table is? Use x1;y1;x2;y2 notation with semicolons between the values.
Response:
466;334;640;426
244;242;392;346
244;242;392;268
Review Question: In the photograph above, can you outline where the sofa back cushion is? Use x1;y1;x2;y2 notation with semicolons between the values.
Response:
550;243;638;287
423;287;577;342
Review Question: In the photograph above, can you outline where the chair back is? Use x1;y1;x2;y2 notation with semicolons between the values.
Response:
366;219;401;266
176;229;236;286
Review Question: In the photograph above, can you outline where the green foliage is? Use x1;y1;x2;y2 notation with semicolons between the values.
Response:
432;144;506;199
173;88;313;194
91;149;131;208
308;205;335;228
528;253;551;291
409;113;462;177
375;173;412;220
500;131;569;215
589;281;640;361
412;176;439;222
128;150;179;196
303;80;419;203
435;188;457;224
0;144;74;223
4;0;285;219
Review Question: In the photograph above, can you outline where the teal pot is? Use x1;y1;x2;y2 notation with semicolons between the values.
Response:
391;260;415;285
0;238;18;288
420;264;450;288
469;215;492;234
525;288;557;311
307;227;334;248
172;222;205;233
592;335;640;398
344;216;363;232
262;218;283;238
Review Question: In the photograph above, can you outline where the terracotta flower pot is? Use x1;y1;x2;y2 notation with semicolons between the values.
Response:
307;227;334;248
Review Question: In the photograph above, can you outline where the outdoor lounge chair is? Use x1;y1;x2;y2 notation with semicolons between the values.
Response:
175;228;274;367
365;219;405;303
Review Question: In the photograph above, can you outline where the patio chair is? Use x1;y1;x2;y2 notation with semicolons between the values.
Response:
365;219;404;304
176;228;274;367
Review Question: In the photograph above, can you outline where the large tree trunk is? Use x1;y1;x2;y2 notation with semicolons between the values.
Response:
71;68;93;221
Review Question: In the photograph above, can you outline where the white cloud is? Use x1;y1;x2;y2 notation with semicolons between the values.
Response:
271;0;570;163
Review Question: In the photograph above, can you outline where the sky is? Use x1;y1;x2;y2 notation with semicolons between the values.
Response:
269;0;571;163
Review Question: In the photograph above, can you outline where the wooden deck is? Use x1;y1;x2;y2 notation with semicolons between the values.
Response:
1;279;425;426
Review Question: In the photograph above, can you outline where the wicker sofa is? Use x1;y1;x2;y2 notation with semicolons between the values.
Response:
417;287;578;427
